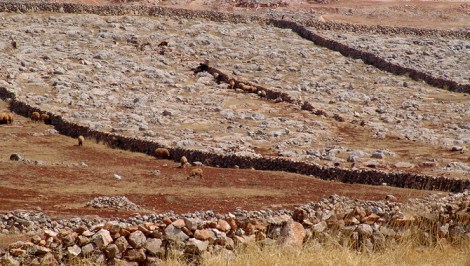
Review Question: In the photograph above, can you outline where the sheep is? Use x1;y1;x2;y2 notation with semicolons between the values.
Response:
238;83;247;91
180;156;188;168
31;112;41;122
40;113;50;123
229;79;235;89
155;147;170;159
78;135;84;146
188;168;203;179
0;113;7;124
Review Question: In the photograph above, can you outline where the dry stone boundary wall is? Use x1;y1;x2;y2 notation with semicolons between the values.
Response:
0;2;468;94
0;3;469;192
1;86;469;193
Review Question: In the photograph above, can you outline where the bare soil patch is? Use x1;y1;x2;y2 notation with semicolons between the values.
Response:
0;105;436;218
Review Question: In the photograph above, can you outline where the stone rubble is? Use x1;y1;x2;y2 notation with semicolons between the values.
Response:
86;196;142;211
0;191;469;265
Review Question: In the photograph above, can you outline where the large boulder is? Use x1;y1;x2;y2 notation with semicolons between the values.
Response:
277;220;306;249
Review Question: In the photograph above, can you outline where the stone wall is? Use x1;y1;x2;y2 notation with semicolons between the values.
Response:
0;2;468;94
0;3;469;193
1;86;469;193
1;192;469;265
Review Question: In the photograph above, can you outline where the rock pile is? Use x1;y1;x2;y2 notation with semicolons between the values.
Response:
86;196;142;211
1;191;469;265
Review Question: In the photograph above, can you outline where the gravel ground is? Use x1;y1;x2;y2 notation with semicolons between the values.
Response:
317;30;470;85
0;12;468;176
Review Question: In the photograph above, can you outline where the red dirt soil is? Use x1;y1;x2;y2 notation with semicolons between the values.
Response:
0;102;439;219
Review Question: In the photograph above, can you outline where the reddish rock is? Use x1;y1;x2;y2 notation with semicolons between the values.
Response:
171;219;186;228
9;248;26;257
278;221;306;249
162;217;172;225
362;213;380;224
227;219;238;230
217;219;231;232
124;248;146;262
194;229;214;241
244;222;255;235
74;225;87;235
182;226;193;237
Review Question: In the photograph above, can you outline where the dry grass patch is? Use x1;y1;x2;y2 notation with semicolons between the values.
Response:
70;240;470;266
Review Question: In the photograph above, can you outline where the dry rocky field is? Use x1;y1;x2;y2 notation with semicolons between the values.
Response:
0;0;469;265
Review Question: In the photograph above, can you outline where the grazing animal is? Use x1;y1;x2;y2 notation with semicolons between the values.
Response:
78;135;84;146
155;148;170;159
180;156;188;168
188;168;203;179
0;113;8;124
6;113;13;124
0;113;13;124
229;79;235;89
40;113;50;123
31;112;41;122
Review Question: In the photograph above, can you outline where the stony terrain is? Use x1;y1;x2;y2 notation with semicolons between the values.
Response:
0;0;469;265
0;190;469;265
0;12;468;180
318;30;470;85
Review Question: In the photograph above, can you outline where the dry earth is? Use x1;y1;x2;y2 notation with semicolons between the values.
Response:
0;0;468;220
0;103;436;218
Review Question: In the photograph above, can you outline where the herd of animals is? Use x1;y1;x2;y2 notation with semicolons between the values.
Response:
0;111;204;179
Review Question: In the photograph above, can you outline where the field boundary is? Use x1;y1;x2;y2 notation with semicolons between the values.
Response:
1;86;469;192
0;2;468;94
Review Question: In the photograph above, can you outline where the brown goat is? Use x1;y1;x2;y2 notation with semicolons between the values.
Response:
155;148;170;159
31;112;41;122
78;135;84;146
188;168;203;179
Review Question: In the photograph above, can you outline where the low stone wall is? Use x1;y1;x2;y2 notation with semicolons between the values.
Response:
1;86;469;193
0;2;468;94
1;192;469;265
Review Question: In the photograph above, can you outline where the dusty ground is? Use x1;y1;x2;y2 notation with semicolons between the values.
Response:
21;0;469;30
72;0;470;30
0;101;437;218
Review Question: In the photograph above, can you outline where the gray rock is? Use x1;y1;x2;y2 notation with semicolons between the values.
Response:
105;244;120;259
357;224;373;236
81;243;96;256
115;236;129;253
165;224;189;242
128;230;146;249
92;229;113;250
312;221;327;234
185;238;209;254
67;245;81;258
144;238;162;257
